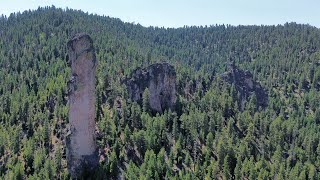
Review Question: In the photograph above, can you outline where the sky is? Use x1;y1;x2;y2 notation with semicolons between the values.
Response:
0;0;319;28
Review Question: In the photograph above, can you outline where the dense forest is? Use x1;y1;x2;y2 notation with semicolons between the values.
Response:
1;6;320;179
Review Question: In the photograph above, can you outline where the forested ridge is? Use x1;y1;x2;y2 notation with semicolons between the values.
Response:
1;6;320;179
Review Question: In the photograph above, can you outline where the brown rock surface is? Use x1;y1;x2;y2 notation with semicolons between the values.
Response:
66;33;98;178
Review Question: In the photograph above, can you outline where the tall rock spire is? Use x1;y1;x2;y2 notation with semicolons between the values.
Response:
66;33;98;178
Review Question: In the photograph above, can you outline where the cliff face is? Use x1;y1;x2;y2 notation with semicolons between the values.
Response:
124;63;176;113
66;33;98;178
221;62;268;109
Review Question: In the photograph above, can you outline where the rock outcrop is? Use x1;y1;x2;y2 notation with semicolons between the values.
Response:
124;63;177;113
66;33;98;178
221;62;268;109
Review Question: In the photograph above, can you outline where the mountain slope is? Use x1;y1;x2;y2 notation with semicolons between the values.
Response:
0;6;320;179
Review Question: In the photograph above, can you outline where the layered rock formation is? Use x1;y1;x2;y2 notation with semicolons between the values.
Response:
221;62;268;109
66;33;98;178
124;63;176;113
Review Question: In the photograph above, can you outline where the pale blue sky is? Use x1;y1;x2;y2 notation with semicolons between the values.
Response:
0;0;319;28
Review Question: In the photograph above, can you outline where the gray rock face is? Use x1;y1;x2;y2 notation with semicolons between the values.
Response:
221;62;268;109
66;33;98;178
124;63;177;113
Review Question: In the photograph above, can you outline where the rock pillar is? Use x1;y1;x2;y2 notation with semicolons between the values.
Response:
66;33;98;178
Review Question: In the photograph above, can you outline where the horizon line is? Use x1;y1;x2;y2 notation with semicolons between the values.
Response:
1;5;319;29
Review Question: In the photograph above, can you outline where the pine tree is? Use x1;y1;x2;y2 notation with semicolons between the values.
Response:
142;88;150;113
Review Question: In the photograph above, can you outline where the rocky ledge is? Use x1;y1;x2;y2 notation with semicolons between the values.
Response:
221;62;268;109
123;62;177;113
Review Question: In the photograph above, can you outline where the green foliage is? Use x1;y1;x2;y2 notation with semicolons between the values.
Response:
142;88;150;113
1;6;320;179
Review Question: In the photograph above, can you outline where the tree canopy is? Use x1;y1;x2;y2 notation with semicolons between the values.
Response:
0;6;320;179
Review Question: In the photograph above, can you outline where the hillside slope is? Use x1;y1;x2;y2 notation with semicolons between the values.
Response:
0;6;320;179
